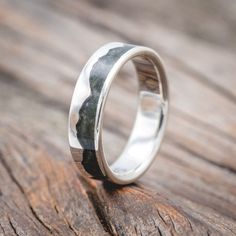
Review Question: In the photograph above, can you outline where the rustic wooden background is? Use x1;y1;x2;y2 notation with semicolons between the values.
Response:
1;0;236;235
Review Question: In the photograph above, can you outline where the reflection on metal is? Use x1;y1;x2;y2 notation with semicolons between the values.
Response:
69;42;169;184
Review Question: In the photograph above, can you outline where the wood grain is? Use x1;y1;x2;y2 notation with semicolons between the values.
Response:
0;0;236;235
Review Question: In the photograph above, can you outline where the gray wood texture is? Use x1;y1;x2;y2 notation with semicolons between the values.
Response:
0;0;236;235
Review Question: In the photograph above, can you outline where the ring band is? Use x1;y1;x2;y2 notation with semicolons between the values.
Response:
68;42;169;184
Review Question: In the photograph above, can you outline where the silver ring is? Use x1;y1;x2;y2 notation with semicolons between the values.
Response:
68;42;169;185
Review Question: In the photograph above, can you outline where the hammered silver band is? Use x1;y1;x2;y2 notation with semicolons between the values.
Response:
68;42;169;185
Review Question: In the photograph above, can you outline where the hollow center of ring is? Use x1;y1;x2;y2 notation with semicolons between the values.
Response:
102;55;165;177
102;60;139;165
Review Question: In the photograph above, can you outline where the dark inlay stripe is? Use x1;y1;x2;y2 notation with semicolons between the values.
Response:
76;44;134;178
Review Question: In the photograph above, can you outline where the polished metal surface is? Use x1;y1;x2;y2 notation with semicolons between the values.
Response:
68;42;169;184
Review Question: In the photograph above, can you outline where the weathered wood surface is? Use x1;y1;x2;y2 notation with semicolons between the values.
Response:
0;0;236;235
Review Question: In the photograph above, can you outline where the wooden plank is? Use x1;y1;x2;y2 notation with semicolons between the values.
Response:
0;0;236;235
0;82;107;235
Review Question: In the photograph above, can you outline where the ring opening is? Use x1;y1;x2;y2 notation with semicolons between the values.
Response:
103;55;166;179
102;60;139;165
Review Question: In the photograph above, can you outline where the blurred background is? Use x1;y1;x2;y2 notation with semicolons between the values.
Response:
1;0;236;161
1;0;236;235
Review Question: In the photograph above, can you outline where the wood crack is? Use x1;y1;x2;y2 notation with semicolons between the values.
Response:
156;209;167;226
78;177;114;235
86;190;114;235
151;218;165;236
8;216;20;236
157;226;164;236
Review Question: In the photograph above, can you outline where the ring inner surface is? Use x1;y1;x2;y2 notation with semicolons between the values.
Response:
107;55;165;177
